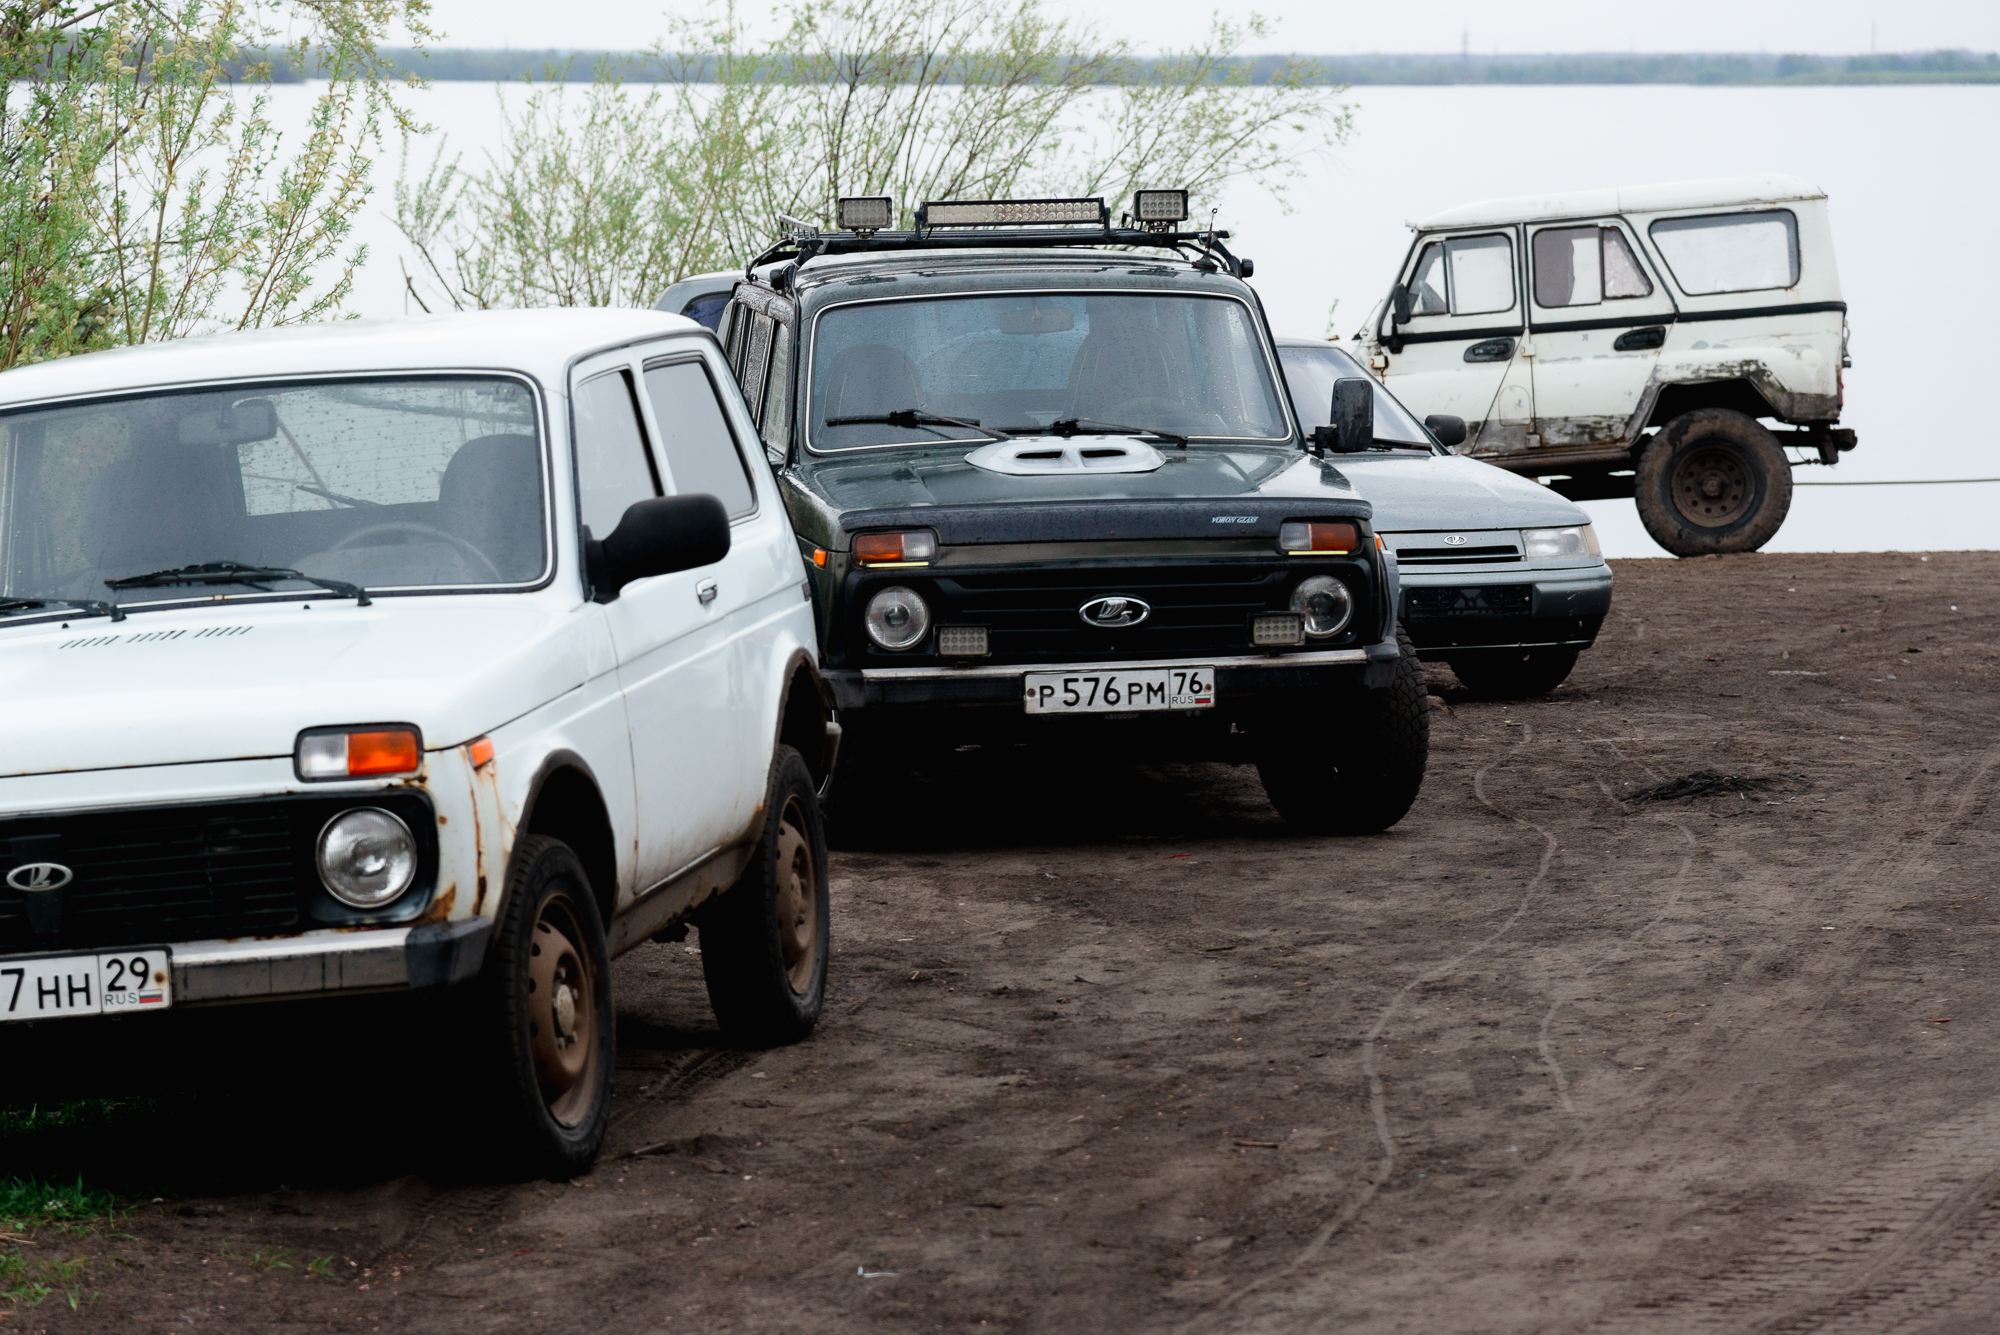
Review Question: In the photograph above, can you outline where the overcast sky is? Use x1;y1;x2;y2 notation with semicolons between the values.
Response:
411;0;2000;56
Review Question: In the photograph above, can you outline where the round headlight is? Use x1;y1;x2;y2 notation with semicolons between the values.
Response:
316;807;418;908
1290;575;1354;639
864;586;931;650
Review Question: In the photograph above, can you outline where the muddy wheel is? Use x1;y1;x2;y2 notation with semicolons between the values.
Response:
700;745;830;1045
1257;626;1430;835
1635;409;1793;556
1447;646;1580;699
477;834;613;1178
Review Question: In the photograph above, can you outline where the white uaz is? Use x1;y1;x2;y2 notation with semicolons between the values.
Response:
0;310;834;1175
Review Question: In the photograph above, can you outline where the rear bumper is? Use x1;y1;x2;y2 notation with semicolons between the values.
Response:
163;920;489;1006
824;644;1394;712
1401;565;1613;655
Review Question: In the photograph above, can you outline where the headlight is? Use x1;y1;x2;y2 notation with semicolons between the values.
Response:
1522;525;1600;559
1289;575;1353;639
864;586;931;650
316;807;418;908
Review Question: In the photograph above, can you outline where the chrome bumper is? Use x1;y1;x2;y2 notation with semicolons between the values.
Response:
168;919;490;1005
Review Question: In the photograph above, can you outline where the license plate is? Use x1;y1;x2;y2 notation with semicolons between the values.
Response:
1024;666;1214;714
0;949;173;1022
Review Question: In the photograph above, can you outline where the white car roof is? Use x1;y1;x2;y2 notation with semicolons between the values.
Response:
1411;173;1827;231
0;308;697;410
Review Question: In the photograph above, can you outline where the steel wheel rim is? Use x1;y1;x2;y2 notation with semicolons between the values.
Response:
527;896;599;1128
773;793;819;994
1671;442;1754;527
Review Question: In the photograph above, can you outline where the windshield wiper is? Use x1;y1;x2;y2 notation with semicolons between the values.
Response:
824;408;1009;442
1044;418;1189;448
0;595;125;623
105;561;370;606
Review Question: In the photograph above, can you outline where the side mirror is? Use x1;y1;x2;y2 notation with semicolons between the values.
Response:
1328;377;1375;454
1389;284;1413;326
586;494;730;600
1424;414;1467;449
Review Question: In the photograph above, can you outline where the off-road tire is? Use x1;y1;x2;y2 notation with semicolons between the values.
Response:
1447;646;1580;699
472;834;614;1179
1636;408;1793;556
700;745;830;1045
1257;626;1430;835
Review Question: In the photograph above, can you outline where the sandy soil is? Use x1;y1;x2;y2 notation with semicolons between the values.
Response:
6;551;1998;1335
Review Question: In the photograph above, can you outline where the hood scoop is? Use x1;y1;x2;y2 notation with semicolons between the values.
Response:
964;437;1165;477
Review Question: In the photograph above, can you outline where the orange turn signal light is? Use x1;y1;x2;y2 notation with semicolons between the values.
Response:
1278;520;1359;554
296;725;423;781
854;530;938;565
348;730;422;776
467;736;496;769
811;548;828;567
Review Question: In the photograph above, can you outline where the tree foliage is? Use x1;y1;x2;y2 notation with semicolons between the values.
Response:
0;0;431;370
396;0;1351;311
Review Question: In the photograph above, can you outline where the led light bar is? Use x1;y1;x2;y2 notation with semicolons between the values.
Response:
921;197;1106;228
937;626;990;657
1251;613;1305;647
1133;189;1189;225
836;196;894;233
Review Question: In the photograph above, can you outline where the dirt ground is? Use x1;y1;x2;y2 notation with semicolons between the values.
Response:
5;550;1998;1334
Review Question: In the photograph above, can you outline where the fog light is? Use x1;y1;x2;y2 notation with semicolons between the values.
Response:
864;586;931;650
1252;613;1305;647
316;807;417;908
1289;576;1353;638
937;625;989;657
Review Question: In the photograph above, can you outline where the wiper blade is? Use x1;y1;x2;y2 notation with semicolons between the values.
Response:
104;561;370;606
0;595;124;623
824;408;1009;442
1045;417;1189;447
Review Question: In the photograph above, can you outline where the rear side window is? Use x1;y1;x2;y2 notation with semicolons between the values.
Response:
1532;225;1654;307
641;360;756;517
760;323;793;461
1649;209;1800;295
1407;234;1515;317
573;370;660;538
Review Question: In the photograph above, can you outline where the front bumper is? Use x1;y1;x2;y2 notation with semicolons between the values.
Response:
1400;565;1613;655
823;644;1396;711
168;919;491;1004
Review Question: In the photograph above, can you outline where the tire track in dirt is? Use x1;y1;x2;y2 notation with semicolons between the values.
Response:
1180;722;1562;1331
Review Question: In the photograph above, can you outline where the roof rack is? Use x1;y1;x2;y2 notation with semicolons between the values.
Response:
749;192;1252;279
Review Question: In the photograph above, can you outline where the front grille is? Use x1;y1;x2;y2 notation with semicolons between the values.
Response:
913;561;1365;664
1;804;301;952
1406;585;1534;619
1395;544;1522;566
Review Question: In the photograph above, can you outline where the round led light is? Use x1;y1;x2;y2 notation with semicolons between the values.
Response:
864;586;931;650
1289;575;1353;639
316;807;418;908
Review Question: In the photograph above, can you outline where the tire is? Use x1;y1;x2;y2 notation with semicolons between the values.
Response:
700;745;830;1045
1257;626;1430;835
1635;408;1793;556
470;834;614;1179
1447;646;1580;700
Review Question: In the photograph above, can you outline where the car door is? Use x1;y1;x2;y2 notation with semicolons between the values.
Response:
1376;229;1535;456
623;344;785;884
1524;218;1678;449
571;351;740;895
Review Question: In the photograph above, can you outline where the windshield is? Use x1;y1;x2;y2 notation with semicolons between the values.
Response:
0;376;544;611
807;293;1291;451
1277;344;1433;448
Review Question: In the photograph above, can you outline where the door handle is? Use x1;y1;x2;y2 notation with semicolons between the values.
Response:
697;579;718;605
1464;338;1515;363
1613;325;1666;352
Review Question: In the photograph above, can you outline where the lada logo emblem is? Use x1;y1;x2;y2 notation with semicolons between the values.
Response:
1443;535;1469;546
5;863;72;892
1079;596;1150;629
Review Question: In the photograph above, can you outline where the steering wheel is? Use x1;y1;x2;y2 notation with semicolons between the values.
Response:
329;522;503;582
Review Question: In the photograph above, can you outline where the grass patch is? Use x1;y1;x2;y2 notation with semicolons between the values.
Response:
0;1176;119;1231
0;1251;91;1312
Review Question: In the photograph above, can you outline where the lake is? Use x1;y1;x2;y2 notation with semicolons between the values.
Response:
300;80;1999;557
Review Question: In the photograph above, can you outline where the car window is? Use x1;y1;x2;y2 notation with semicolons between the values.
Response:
1649;209;1800;295
1278;345;1432;446
1533;225;1655;307
680;292;729;330
742;313;775;425
573;370;660;539
641;360;756;517
760;322;792;462
0;376;546;603
807;292;1290;450
1407;234;1515;317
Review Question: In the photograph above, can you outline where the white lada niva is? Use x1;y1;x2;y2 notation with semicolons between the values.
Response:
0;310;835;1175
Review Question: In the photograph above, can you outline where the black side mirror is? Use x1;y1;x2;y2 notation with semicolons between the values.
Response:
1323;377;1375;454
586;494;730;601
1389;284;1413;326
1424;414;1467;449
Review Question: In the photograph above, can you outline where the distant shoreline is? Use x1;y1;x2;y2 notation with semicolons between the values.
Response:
258;49;2000;86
